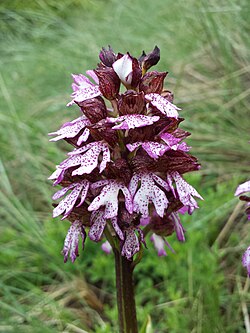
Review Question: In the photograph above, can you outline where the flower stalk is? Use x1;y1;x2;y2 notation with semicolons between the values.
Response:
114;249;138;333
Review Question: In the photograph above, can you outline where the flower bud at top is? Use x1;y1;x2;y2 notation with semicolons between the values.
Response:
139;46;160;74
139;71;167;94
112;53;142;89
99;45;117;67
118;90;145;115
94;68;120;100
76;97;107;123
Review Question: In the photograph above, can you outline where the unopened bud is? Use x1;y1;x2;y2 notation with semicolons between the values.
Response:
139;71;167;94
76;96;107;123
94;68;120;100
140;46;160;73
99;45;117;67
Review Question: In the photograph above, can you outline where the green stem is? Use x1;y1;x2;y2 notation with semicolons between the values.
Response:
114;249;138;333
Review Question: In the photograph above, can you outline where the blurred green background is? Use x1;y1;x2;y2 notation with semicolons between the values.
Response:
0;0;249;332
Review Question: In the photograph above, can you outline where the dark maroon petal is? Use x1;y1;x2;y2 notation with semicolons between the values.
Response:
76;97;107;123
118;90;145;115
154;150;201;175
105;158;132;185
88;121;118;147
139;71;167;94
130;56;142;88
99;46;117;67
141;46;160;73
112;53;141;89
94;68;120;100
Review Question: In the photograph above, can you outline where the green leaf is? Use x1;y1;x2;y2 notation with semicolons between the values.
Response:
139;315;153;333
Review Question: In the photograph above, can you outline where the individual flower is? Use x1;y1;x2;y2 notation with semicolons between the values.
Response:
235;180;250;220
235;179;250;277
48;115;91;146
112;53;142;88
167;171;203;214
88;180;133;219
67;72;101;107
62;220;86;263
139;46;161;74
242;246;250;277
102;240;112;254
121;227;145;259
49;45;202;262
52;180;90;219
150;233;174;256
129;172;170;218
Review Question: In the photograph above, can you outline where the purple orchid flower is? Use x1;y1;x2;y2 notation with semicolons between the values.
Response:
49;46;202;262
235;179;250;276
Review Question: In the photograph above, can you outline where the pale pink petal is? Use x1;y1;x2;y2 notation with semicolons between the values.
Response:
48;116;90;143
121;228;140;259
72;74;93;86
168;172;203;214
101;240;112;254
121;185;133;214
142;141;169;159
160;132;180;146
235;180;250;196
77;128;90;146
86;70;99;84
48;167;65;186
76;181;90;207
111;217;124;240
145;93;180;118
53;181;89;219
60;142;110;176
127;141;169;159
52;183;75;200
91;179;110;189
88;181;131;219
152;174;170;192
170;212;185;242
128;173;140;197
62;220;86;263
106;115;160;130
131;172;169;218
88;210;106;241
100;144;111;173
67;74;101;106
242;246;250;277
150;234;167;256
150;233;175;256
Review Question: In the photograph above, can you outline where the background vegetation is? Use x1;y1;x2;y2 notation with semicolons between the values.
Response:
0;0;249;332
